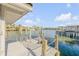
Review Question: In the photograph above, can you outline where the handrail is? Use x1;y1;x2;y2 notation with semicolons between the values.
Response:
6;25;60;56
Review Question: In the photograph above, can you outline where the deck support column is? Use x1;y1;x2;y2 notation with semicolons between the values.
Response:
0;20;5;56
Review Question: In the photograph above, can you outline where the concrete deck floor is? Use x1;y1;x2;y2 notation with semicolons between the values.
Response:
7;39;59;56
7;41;29;56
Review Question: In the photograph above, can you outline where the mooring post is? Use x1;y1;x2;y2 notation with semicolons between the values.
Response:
54;32;60;56
40;28;48;56
41;39;48;56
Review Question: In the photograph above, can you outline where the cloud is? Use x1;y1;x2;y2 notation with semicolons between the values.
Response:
72;16;78;20
54;12;79;26
21;18;41;26
55;12;79;22
67;4;71;8
55;13;72;21
25;20;34;24
22;19;36;26
36;18;41;22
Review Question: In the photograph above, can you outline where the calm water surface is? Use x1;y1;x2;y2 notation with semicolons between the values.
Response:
32;30;79;56
7;30;79;56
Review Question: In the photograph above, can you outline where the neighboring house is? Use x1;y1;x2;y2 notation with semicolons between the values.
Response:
57;25;79;40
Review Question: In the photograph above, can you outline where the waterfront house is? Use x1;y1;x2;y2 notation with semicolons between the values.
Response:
57;25;79;40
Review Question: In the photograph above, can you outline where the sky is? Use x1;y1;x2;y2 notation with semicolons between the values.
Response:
15;3;79;27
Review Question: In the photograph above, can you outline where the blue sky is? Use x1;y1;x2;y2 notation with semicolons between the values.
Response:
15;3;79;27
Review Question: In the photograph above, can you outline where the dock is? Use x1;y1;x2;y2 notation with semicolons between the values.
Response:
7;39;59;56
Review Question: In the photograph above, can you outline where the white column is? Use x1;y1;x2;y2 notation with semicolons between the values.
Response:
0;19;5;56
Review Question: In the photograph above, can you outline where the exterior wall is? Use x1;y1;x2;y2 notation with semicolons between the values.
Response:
64;25;79;32
0;19;5;55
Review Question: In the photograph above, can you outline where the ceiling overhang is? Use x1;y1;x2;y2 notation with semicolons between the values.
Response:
0;3;32;24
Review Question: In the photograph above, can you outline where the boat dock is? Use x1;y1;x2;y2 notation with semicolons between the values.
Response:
6;26;60;56
6;25;60;56
7;39;59;56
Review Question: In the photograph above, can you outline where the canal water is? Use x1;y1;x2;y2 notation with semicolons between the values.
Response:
6;30;79;56
44;30;79;56
32;30;79;56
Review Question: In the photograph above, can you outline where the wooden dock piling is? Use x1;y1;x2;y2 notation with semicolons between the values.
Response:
54;34;60;56
41;39;48;56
